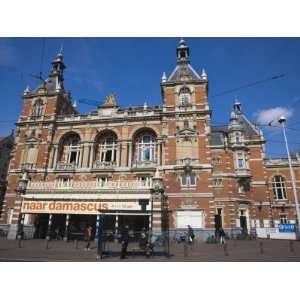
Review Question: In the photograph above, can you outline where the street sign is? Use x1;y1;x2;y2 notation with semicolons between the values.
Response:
278;224;296;233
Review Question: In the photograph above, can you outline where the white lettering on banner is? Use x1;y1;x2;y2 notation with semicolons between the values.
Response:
21;201;149;215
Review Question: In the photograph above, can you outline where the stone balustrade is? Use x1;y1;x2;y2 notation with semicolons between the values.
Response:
26;179;152;191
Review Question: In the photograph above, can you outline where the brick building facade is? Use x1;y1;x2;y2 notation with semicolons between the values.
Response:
1;39;299;240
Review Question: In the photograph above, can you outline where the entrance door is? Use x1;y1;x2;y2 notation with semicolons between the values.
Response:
34;214;49;239
240;215;248;234
69;215;97;240
51;214;66;239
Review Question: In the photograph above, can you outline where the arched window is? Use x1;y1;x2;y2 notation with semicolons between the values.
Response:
32;99;44;117
94;132;118;167
59;133;81;168
179;87;191;106
134;131;156;163
272;175;287;200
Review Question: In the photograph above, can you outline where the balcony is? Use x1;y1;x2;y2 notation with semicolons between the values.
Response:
235;168;251;177
176;158;200;165
20;163;36;171
26;179;153;191
56;163;77;171
132;160;157;169
92;160;116;169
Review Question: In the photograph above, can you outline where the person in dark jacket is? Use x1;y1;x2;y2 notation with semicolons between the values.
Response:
84;225;93;250
219;227;226;244
187;225;195;244
120;225;130;259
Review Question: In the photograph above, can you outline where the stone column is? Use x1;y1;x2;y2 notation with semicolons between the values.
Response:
82;143;90;168
128;142;133;167
117;143;122;167
64;214;69;241
52;145;58;169
157;142;161;166
89;143;95;168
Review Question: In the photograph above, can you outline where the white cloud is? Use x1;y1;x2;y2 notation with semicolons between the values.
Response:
254;106;293;125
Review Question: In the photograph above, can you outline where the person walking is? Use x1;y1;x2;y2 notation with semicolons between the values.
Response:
84;225;92;251
187;225;195;244
219;227;226;244
120;225;130;259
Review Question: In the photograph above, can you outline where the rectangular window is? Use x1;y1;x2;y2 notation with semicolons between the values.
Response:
96;176;108;187
280;214;288;224
212;157;221;165
236;152;246;169
180;174;196;187
213;178;223;187
137;175;152;186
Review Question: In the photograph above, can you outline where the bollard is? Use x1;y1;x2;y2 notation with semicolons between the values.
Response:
74;239;78;249
45;236;50;250
17;235;22;248
259;241;264;254
233;238;237;248
223;243;229;256
289;240;294;253
184;243;188;257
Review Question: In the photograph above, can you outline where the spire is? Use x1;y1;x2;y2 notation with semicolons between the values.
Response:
50;50;66;77
48;50;66;93
161;72;167;83
72;100;77;108
168;38;201;82
176;38;190;63
229;99;243;130
200;68;208;80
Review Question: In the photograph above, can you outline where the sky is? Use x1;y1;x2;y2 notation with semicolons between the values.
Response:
0;37;300;158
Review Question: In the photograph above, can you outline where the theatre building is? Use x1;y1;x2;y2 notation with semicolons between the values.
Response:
1;39;300;240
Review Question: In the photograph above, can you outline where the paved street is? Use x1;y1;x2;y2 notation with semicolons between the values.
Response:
0;237;300;261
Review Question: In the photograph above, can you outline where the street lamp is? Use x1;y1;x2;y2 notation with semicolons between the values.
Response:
278;116;300;238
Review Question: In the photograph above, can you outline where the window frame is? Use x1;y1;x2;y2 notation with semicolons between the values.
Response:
180;173;197;187
272;175;288;201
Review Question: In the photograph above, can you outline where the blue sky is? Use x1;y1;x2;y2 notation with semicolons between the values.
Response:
0;37;300;157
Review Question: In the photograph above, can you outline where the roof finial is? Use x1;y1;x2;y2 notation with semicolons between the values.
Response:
23;85;30;95
72;100;77;108
201;68;208;80
161;72;167;83
179;37;186;45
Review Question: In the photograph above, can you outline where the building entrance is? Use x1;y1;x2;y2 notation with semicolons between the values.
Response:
33;214;49;239
69;214;97;240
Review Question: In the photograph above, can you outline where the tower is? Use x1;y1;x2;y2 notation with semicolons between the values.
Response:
1;51;77;238
160;38;214;231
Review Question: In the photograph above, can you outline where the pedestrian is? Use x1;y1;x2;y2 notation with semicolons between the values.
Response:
120;225;130;259
187;225;195;244
219;227;226;244
139;228;150;257
84;225;92;251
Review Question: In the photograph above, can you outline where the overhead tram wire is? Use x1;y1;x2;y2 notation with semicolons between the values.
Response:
210;74;285;98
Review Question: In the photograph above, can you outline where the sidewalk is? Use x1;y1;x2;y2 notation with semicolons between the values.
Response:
0;237;300;262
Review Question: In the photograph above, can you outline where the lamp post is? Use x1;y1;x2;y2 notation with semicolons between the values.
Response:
16;171;29;242
278;116;300;238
